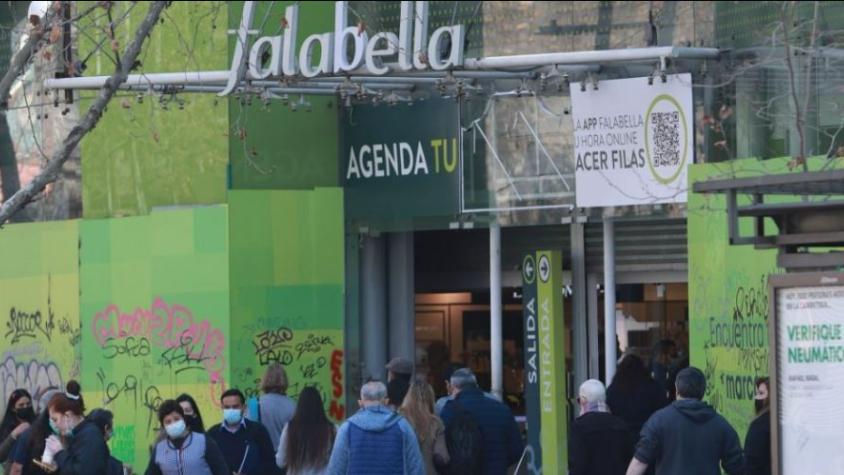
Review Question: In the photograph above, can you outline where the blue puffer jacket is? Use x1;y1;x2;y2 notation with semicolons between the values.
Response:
440;387;524;475
327;404;424;475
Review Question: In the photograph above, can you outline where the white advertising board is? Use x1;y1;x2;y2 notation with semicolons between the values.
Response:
777;285;844;475
570;73;693;207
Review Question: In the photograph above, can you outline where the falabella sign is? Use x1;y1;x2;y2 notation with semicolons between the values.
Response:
222;1;466;95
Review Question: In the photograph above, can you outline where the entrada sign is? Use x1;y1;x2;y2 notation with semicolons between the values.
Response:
223;1;466;95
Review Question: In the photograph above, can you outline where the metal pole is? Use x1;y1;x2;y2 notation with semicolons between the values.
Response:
388;232;416;369
44;47;720;91
490;222;503;399
570;218;588;390
362;235;387;381
587;273;600;379
603;219;618;383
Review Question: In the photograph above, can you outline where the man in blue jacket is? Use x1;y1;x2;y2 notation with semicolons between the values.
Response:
328;381;424;475
440;368;524;475
626;367;745;475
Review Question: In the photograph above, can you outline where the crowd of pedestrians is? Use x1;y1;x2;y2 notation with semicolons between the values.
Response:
0;354;771;475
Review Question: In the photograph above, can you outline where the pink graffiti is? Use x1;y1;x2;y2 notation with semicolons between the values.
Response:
92;297;226;377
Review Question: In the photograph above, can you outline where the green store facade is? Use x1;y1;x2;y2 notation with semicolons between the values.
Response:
0;1;842;471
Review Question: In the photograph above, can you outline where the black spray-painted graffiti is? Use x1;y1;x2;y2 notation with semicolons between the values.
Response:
6;308;54;344
703;278;770;406
96;368;163;432
58;317;82;347
253;326;295;365
102;337;151;359
0;357;63;411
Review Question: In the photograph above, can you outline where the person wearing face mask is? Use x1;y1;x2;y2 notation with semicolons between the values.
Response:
44;382;109;475
175;394;205;434
206;389;278;475
145;399;228;475
0;389;35;472
7;387;61;475
744;377;771;475
86;409;130;475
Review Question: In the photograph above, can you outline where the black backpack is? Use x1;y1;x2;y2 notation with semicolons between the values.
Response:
444;400;484;475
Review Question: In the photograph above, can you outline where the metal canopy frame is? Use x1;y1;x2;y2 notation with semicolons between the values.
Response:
692;169;844;270
42;46;719;99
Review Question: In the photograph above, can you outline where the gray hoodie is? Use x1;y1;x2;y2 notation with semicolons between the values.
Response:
635;399;745;475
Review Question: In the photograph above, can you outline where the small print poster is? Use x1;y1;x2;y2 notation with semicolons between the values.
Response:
570;73;693;207
777;285;844;475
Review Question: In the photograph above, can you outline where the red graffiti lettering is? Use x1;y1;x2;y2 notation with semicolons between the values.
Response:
329;350;344;420
331;350;343;398
330;400;345;420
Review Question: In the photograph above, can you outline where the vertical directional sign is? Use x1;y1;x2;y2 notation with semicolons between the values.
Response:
536;250;567;473
521;254;542;471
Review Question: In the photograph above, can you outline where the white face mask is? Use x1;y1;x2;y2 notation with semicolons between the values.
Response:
165;419;186;439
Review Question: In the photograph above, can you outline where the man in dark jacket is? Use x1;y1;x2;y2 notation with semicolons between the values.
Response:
207;389;279;475
440;368;524;475
626;367;745;475
569;379;635;475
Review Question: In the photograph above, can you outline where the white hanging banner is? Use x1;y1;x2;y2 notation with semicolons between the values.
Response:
570;73;693;207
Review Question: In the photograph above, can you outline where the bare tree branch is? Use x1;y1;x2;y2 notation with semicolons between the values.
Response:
0;1;168;225
0;5;59;108
781;3;808;171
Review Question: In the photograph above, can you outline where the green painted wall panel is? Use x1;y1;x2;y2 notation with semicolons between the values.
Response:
80;207;230;471
0;220;81;409
78;2;230;219
688;156;844;437
229;189;346;421
228;1;339;190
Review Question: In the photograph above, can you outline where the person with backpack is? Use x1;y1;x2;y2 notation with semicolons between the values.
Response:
440;368;523;475
327;381;424;475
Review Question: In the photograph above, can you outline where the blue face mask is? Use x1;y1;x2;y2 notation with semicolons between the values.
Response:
223;408;242;425
165;419;187;439
50;416;75;437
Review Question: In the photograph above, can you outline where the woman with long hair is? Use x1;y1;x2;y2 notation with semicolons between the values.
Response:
399;379;449;475
0;390;34;470
276;386;335;475
606;353;668;435
7;388;61;475
176;393;205;434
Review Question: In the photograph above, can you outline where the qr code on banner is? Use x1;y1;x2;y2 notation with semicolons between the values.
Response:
650;111;680;167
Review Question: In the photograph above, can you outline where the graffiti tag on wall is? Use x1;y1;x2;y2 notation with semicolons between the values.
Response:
92;296;226;383
0;356;64;407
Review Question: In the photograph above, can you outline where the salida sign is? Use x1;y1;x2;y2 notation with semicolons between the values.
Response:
223;1;466;95
343;98;460;220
